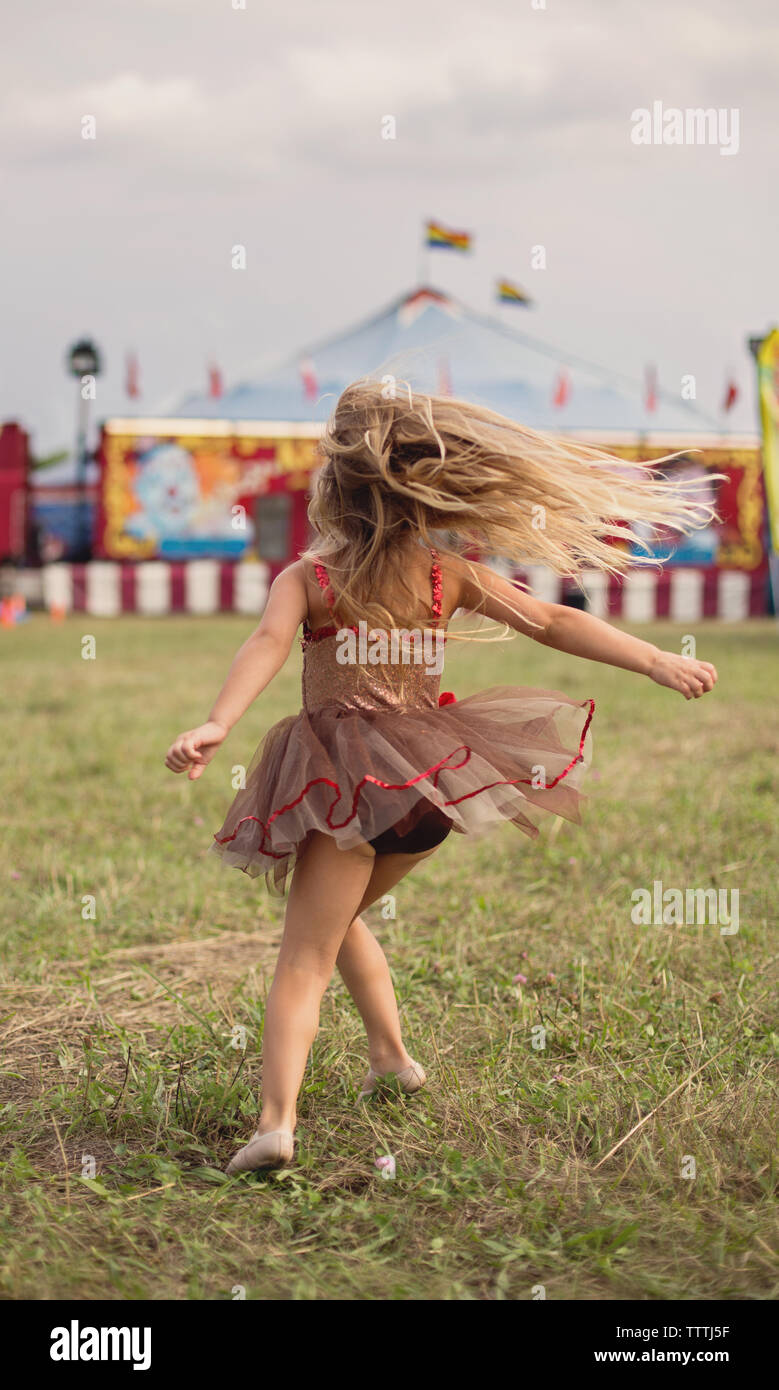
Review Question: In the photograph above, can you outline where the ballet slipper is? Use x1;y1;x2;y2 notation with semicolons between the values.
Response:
225;1128;295;1176
357;1059;427;1103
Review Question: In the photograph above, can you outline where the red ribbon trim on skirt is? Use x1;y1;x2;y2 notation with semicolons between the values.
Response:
214;698;595;862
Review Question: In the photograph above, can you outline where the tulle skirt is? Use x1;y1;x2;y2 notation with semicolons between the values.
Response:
211;686;594;894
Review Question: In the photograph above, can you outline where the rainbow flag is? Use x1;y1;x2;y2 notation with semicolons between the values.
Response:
426;220;472;252
497;278;532;305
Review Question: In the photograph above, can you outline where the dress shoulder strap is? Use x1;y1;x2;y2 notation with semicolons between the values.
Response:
311;553;440;619
430;548;443;620
312;559;335;612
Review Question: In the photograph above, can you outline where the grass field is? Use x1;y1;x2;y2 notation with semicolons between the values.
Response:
0;614;776;1301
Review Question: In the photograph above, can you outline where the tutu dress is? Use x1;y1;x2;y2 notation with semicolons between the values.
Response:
212;550;595;894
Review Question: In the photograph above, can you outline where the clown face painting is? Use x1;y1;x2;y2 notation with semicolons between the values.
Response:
123;442;253;557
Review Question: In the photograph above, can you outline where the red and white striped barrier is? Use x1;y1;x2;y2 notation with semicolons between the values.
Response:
582;567;766;621
516;564;767;621
38;560;767;620
41;560;270;616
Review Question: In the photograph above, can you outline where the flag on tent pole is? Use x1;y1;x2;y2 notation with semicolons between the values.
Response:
300;357;318;401
645;365;658;412
208;363;223;399
125;353;140;399
496;278;532;306
552;368;571;408
426;220;472;252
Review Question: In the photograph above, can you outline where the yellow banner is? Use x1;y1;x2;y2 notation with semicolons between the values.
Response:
757;327;779;554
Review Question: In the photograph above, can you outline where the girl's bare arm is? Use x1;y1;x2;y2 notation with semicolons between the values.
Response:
450;557;717;700
164;562;309;778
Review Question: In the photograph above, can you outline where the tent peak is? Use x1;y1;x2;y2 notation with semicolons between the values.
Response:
400;285;453;307
397;284;461;326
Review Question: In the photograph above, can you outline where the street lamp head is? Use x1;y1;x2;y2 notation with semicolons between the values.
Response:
67;338;102;378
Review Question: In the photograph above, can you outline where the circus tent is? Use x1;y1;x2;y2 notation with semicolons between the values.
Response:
170;285;725;437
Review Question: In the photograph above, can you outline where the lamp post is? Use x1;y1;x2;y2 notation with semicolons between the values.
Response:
66;338;102;560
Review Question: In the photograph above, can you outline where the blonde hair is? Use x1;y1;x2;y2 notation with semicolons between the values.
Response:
303;378;718;632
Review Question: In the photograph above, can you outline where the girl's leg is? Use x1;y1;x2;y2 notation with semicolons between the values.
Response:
337;848;437;1073
256;832;375;1136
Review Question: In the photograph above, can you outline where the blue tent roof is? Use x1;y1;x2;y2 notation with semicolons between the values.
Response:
171;285;723;434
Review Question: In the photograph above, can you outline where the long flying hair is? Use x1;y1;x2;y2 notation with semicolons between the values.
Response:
303;378;717;632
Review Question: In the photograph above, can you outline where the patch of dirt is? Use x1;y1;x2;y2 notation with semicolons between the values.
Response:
0;929;280;1106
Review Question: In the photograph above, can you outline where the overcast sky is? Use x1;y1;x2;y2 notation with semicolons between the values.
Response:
1;0;776;453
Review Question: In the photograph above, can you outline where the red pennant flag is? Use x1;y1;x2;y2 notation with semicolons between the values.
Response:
552;367;571;408
208;363;223;399
645;365;658;413
125;353;140;399
437;357;452;396
722;378;739;412
300;357;318;401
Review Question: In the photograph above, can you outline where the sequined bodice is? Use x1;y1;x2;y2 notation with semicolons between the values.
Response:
300;552;445;714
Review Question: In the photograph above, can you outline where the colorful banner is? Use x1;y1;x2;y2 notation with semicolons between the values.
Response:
97;425;319;561
95;425;765;578
612;446;766;571
756;328;779;554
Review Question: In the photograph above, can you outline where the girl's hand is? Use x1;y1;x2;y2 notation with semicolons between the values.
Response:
164;721;228;779
648;651;718;700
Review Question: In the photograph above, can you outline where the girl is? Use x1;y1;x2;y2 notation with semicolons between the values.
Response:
164;381;717;1176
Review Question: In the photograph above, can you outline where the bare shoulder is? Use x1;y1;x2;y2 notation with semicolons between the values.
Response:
438;552;530;615
266;559;309;608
